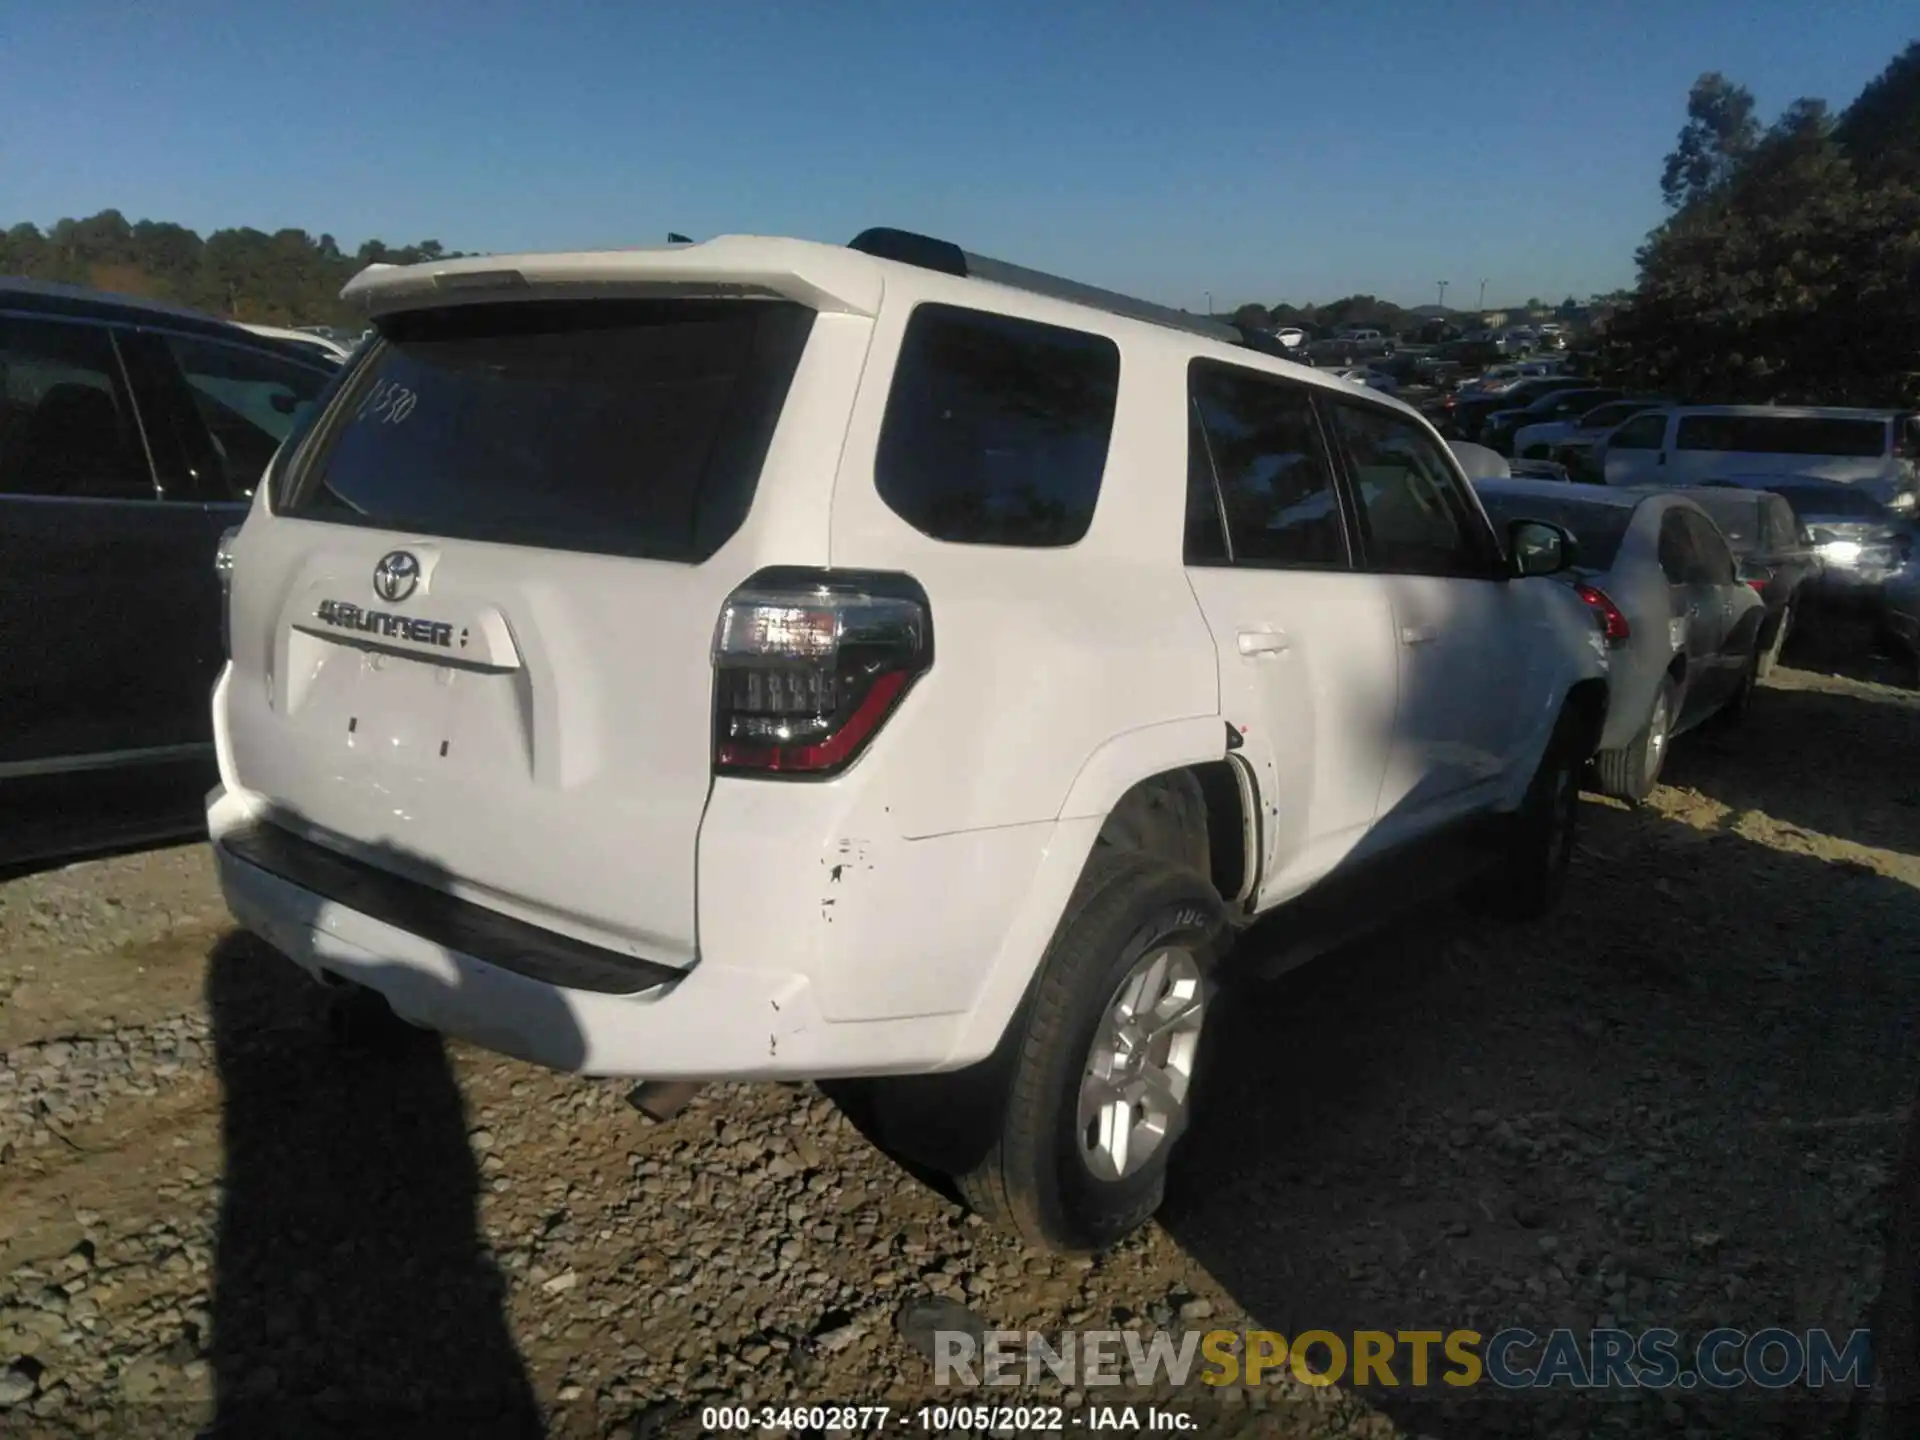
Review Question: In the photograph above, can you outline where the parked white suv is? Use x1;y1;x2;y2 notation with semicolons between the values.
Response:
208;229;1610;1251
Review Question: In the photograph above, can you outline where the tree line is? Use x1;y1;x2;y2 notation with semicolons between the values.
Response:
1605;40;1920;407
0;211;465;326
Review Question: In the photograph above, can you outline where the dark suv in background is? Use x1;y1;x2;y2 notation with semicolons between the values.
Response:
1;279;336;862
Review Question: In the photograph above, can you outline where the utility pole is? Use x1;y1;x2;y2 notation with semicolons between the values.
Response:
1204;290;1213;317
1478;278;1488;310
1436;280;1448;308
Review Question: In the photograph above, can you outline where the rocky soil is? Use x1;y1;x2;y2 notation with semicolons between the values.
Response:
1;659;1917;1438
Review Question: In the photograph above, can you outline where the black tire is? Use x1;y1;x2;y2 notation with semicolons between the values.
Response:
1714;647;1761;729
953;848;1226;1253
1594;681;1674;804
1756;603;1790;680
1475;709;1583;922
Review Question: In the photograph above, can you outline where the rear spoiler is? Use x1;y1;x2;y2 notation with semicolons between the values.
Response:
340;236;887;319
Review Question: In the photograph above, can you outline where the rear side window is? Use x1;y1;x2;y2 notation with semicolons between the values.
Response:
1188;361;1346;568
1763;495;1800;549
1773;484;1887;520
0;317;152;499
281;299;815;562
1684;492;1759;550
876;304;1119;547
1676;413;1888;457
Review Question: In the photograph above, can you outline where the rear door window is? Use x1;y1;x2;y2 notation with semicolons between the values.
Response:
876;304;1120;547
0;317;153;499
1188;361;1347;568
1657;510;1696;584
281;299;816;562
159;335;332;500
1678;413;1889;457
1683;509;1737;584
1609;413;1668;450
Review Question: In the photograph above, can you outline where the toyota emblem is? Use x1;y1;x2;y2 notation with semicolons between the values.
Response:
372;550;421;603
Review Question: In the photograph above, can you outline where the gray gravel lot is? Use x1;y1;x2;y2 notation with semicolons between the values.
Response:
0;662;1916;1438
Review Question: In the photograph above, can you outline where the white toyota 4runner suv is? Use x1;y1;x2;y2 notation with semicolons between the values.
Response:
208;228;1609;1252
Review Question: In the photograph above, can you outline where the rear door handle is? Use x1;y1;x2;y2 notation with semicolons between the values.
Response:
1237;629;1290;656
1399;625;1439;646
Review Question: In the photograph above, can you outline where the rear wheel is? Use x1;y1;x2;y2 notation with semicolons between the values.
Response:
953;849;1225;1253
1595;681;1673;804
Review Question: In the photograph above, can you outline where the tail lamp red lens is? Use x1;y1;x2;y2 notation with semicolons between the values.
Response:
712;571;931;777
1574;582;1631;645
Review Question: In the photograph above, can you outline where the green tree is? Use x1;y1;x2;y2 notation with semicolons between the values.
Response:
1836;39;1920;185
1609;50;1920;409
1660;72;1761;209
0;209;470;325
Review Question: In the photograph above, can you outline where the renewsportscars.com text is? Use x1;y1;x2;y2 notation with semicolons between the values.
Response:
934;1326;1874;1392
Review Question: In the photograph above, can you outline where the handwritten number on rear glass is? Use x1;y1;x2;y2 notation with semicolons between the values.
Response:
356;379;417;426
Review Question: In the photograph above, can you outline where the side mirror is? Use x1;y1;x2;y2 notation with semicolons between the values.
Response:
1509;518;1577;578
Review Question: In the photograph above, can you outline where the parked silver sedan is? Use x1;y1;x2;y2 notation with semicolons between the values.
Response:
1475;481;1768;802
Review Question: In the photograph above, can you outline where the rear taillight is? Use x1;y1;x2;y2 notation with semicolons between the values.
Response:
214;526;241;658
712;570;931;777
1575;582;1631;645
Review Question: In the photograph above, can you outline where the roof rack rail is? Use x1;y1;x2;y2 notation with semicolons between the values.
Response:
848;227;1286;356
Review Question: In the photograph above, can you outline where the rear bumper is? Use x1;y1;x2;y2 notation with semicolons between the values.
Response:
207;779;1090;1082
211;787;960;1079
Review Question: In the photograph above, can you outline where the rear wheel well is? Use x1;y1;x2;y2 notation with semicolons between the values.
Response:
1095;763;1251;906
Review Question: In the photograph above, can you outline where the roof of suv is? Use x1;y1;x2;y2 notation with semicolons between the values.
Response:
1650;404;1898;421
339;230;1441;427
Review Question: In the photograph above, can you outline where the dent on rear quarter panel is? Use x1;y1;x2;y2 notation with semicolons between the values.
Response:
808;822;1057;1023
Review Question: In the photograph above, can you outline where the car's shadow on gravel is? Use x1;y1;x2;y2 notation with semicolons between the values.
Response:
1660;677;1920;858
203;830;572;1439
1158;781;1920;1438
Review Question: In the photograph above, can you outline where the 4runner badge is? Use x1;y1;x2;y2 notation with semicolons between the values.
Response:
372;550;421;602
313;599;463;650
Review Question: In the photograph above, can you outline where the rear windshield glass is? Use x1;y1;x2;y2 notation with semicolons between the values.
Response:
1476;491;1634;569
279;299;815;562
1772;484;1887;519
875;304;1120;547
1674;414;1887;458
1683;492;1761;549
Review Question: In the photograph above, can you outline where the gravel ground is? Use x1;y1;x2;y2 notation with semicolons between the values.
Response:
0;659;1916;1438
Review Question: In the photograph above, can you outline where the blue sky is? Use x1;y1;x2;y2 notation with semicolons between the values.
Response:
2;2;1913;310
